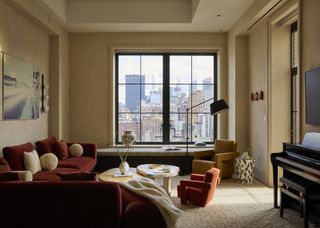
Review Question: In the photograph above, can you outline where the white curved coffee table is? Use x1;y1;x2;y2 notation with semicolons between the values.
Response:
99;168;141;183
137;164;180;195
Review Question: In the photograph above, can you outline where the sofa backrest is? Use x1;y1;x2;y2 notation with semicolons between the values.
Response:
3;143;34;170
35;136;57;156
0;181;123;228
204;167;220;204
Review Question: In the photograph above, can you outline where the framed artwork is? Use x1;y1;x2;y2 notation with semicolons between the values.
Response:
2;53;40;120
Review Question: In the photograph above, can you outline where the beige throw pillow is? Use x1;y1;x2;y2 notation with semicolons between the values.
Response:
40;153;58;171
23;150;42;174
11;170;33;181
69;144;83;157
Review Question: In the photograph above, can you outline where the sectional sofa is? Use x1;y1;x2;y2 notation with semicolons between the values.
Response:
0;180;166;228
3;136;97;181
0;136;167;227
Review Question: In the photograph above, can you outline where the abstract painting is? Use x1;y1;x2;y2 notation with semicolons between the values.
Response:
2;53;40;120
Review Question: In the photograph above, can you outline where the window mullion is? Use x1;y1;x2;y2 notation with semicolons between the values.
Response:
163;54;170;143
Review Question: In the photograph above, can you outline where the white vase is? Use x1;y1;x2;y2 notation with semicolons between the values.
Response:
121;131;136;146
241;152;251;160
119;161;129;174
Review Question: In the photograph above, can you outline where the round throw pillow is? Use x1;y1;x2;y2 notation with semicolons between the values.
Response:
69;144;83;157
40;153;58;171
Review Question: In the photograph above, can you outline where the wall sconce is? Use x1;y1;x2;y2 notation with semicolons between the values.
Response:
41;74;49;113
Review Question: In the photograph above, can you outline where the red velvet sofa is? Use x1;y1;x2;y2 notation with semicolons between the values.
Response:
0;181;166;228
3;136;97;181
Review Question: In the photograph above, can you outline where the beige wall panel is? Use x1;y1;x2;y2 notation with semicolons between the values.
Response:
301;0;320;136
235;36;249;152
249;22;269;184
69;33;228;146
270;25;291;153
0;0;49;154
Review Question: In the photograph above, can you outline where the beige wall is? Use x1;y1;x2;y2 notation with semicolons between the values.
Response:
300;0;320;136
0;0;69;155
234;36;249;152
248;21;269;184
5;0;70;141
228;0;296;185
0;0;49;153
69;32;228;146
269;21;291;185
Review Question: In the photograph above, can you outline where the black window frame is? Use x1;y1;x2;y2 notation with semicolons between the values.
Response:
115;53;217;145
290;21;298;144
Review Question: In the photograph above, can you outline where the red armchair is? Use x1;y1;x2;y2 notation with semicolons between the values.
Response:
177;167;220;207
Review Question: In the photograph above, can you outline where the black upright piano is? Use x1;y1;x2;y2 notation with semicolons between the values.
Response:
271;132;320;216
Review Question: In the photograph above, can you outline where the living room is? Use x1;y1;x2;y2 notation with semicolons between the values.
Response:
0;0;319;227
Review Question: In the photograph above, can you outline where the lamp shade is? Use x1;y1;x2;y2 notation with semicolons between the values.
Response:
210;99;229;115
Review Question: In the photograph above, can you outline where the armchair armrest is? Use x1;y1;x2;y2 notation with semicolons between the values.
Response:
67;142;97;159
193;150;213;159
214;152;239;178
180;180;211;190
190;174;205;181
214;151;239;162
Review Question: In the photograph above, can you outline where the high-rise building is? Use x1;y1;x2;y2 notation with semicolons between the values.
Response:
202;77;212;102
125;74;145;111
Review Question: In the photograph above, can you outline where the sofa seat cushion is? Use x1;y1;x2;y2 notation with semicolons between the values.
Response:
0;172;22;181
57;171;97;181
33;168;79;181
58;157;96;172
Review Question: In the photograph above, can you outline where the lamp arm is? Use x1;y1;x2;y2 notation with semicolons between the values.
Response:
186;97;214;111
186;97;214;157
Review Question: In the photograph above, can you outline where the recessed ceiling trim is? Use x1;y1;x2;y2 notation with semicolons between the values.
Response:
37;0;256;32
67;0;192;23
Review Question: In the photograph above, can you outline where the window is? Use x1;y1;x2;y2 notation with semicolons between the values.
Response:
116;53;217;144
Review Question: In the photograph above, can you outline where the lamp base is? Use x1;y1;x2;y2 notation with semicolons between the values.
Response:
178;155;193;176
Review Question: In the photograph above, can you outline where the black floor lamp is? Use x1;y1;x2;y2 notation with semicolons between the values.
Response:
183;99;229;174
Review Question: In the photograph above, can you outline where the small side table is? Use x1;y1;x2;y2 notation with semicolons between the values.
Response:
235;157;256;184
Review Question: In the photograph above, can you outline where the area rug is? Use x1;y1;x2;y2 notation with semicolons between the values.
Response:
163;176;306;228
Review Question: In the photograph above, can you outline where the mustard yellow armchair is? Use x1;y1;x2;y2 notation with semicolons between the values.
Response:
192;139;238;179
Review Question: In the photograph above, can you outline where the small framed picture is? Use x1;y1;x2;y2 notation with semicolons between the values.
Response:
251;93;255;101
259;91;264;100
255;92;259;101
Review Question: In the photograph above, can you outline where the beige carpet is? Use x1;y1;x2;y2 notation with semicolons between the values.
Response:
158;176;307;228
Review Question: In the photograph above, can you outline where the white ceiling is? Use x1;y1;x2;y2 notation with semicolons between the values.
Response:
42;0;256;32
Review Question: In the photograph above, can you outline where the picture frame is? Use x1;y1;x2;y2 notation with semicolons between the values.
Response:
2;52;40;120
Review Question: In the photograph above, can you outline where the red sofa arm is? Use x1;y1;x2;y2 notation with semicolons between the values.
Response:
190;174;205;181
120;187;166;228
67;142;97;159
